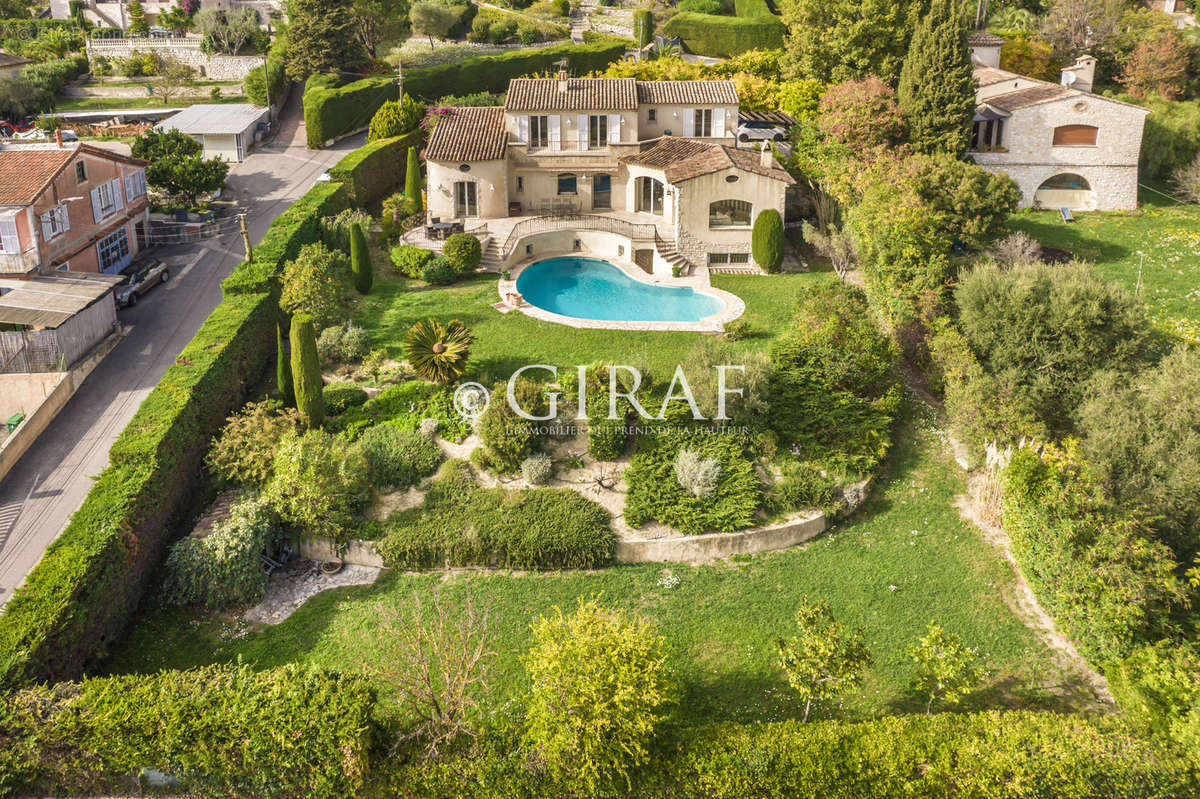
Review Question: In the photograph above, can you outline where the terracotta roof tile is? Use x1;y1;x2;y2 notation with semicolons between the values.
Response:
967;31;1005;46
974;66;1023;86
0;147;77;205
425;106;508;162
506;78;637;111
984;84;1077;111
635;80;738;105
621;136;794;185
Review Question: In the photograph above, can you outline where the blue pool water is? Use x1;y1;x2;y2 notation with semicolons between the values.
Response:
515;256;725;322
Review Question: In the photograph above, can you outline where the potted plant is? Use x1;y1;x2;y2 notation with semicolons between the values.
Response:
671;265;682;278
501;269;511;280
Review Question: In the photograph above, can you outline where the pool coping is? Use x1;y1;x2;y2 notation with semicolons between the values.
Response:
497;253;746;333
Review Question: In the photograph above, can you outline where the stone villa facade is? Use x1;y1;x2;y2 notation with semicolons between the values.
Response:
968;32;1149;211
423;76;793;275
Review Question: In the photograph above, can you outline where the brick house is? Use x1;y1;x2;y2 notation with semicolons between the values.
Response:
968;33;1149;211
0;141;150;276
422;75;793;274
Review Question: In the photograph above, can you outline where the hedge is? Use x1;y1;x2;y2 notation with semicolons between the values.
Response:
221;180;349;296
327;127;424;208
662;0;784;58
401;39;627;101
303;73;400;149
0;664;373;798
396;711;1194;797
0;291;277;688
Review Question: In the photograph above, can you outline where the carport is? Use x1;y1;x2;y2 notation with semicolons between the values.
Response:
159;104;271;162
0;271;123;372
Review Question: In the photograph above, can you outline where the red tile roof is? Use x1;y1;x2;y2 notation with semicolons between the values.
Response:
0;147;77;205
635;80;738;105
621;136;795;185
425;107;508;162
506;78;638;111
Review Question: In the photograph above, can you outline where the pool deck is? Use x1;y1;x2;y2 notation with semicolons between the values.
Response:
497;254;745;334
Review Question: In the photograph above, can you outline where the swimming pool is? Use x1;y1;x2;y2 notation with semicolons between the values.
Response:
515;256;726;323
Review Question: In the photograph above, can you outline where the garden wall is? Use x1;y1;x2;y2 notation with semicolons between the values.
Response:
85;38;263;81
615;510;826;563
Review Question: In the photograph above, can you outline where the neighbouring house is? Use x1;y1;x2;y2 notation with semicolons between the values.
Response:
422;75;794;274
968;32;1149;211
0;51;32;80
0;139;150;276
158;103;270;162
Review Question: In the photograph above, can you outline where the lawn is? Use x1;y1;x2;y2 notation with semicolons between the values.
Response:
53;94;249;111
1009;183;1200;341
105;398;1076;727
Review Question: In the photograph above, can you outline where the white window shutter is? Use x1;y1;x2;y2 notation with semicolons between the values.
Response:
40;211;53;240
608;114;619;144
549;115;560;151
0;217;18;253
577;115;587;151
682;109;694;137
111;178;124;211
90;187;102;222
518;115;529;144
713;108;725;138
125;174;135;199
58;205;70;232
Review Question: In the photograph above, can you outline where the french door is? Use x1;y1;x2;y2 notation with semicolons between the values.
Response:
454;181;477;217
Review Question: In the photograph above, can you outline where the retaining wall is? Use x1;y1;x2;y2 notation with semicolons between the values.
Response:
85;39;262;81
614;510;827;563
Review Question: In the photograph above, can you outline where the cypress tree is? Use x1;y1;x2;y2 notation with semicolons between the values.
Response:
349;222;373;294
897;0;975;155
404;147;423;214
276;319;294;406
290;313;325;428
633;8;654;49
751;209;784;273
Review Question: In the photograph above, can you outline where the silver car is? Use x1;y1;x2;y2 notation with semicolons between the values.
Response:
736;121;787;142
115;260;170;307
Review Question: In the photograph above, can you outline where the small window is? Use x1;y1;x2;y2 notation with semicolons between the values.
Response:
526;243;533;255
709;199;752;228
1052;124;1098;147
725;175;739;183
557;173;577;195
516;176;524;193
708;253;729;265
648;108;656;122
75;161;86;183
458;164;471;172
729;253;749;264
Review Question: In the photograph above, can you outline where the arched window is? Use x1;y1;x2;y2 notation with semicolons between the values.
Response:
709;199;752;228
636;176;664;216
1052;125;1098;146
1037;173;1091;191
557;173;577;195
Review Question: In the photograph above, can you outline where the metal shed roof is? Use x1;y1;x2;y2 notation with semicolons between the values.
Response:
0;272;122;328
161;104;269;136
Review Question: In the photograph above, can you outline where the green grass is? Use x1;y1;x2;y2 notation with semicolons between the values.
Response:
53;94;248;111
1009;183;1200;341
105;400;1076;727
353;267;821;380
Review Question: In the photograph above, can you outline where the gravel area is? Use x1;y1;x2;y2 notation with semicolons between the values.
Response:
243;560;382;625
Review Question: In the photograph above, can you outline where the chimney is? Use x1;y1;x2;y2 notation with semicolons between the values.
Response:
556;70;568;93
1061;55;1095;93
760;141;772;169
55;128;62;147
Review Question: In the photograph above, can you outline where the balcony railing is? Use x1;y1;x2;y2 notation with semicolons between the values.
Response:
0;248;40;275
501;213;661;260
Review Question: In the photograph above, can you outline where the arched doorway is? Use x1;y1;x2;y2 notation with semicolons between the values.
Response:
1034;173;1095;211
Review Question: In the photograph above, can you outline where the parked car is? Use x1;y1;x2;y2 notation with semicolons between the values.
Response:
115;259;170;307
736;121;787;142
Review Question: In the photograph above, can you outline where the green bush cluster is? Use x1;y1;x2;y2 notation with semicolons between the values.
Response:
332;381;472;442
402;40;626;100
302;73;399;149
477;379;548;472
421;256;456;285
765;460;842;517
377;461;614;569
661;0;784;58
442;232;482;274
323;382;369;414
243;31;287;106
263;430;370;543
205;399;303;488
327;128;424;207
390;243;436;277
1108;640;1200;767
354;422;442;489
320;207;373;252
624;433;761;534
0;664;373;798
162;495;280;608
317;322;371;363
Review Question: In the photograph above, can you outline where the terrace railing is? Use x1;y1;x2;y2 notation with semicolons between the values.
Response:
500;214;661;261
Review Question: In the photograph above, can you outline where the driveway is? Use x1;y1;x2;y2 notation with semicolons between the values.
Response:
0;92;365;605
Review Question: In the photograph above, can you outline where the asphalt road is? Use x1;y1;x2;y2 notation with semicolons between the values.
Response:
0;94;364;605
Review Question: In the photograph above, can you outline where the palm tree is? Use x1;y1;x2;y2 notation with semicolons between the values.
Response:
404;317;472;384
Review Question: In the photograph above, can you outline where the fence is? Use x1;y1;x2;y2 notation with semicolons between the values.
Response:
0;300;117;373
501;214;661;260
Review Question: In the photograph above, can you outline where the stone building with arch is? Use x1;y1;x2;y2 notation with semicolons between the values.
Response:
968;33;1150;211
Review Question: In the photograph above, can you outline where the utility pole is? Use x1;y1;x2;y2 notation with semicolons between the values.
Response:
238;213;252;264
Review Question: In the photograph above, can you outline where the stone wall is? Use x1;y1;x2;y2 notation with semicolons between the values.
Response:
615;510;826;563
86;39;263;81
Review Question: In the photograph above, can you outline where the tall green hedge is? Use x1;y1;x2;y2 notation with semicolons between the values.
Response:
0;664;373;798
662;0;784;58
401;40;627;101
327;127;423;208
0;292;276;688
303;74;400;149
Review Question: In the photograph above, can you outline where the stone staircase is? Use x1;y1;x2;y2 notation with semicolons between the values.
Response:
656;241;694;275
480;238;502;272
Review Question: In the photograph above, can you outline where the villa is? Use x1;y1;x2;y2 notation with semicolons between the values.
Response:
968;32;1149;211
421;74;794;277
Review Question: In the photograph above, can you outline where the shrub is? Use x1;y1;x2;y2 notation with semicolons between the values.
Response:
625;434;761;534
751;208;784;273
660;1;785;59
349;221;373;294
355;423;443;488
405;146;423;213
162;495;280;608
317;322;371;364
280;242;350;329
367;93;425;142
327;128;424;208
332;380;472;442
722;318;752;340
1173;152;1200;204
776;596;871;722
322;382;369;415
766;460;840;516
1108;640;1200;765
320;207;373;252
523;598;672;795
378;461;614;569
768;281;900;475
674;448;721;498
404;317;473;384
390;243;435;277
442;232;482;274
478;379;546;471
421;256;456;285
419;417;440;437
1003;446;1185;664
263;429;369;543
206;399;303;488
303;73;398;149
517;23;538;44
0;664;373;799
909;621;987;714
290;313;325;428
521;453;553;485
